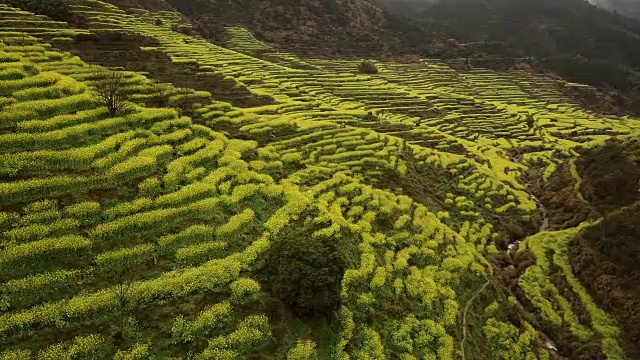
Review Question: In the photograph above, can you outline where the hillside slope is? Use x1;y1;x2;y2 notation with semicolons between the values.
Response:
126;0;640;114
384;0;640;110
590;0;640;19
21;0;637;104
569;139;640;358
165;0;406;54
0;0;639;359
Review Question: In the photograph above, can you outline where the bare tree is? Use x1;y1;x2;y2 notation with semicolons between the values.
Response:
92;68;131;116
150;82;174;107
174;87;197;114
99;262;140;340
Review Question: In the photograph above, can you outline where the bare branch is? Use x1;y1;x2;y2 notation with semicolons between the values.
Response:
92;68;132;117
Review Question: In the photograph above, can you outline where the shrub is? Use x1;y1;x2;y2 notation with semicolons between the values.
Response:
1;0;70;20
171;302;232;343
38;334;111;359
264;218;347;317
171;24;195;36
192;16;230;43
0;349;31;359
138;177;162;197
114;343;151;360
287;339;318;360
229;278;261;303
358;60;379;74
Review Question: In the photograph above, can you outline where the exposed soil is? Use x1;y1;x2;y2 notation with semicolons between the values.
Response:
494;140;640;359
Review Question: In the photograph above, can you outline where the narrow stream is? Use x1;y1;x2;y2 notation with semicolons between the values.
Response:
506;192;558;353
508;193;550;254
532;194;551;233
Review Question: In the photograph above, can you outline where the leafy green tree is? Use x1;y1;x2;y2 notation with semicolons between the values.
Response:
264;219;347;317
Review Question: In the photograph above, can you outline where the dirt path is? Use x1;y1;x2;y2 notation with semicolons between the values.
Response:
461;278;490;360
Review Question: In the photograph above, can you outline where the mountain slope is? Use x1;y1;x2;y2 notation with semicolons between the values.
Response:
135;0;640;113
1;0;640;359
91;0;174;11
570;138;640;358
383;0;640;113
590;0;640;19
401;0;640;60
164;0;405;54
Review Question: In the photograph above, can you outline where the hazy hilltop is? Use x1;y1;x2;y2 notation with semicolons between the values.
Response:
589;0;640;18
385;0;640;19
381;0;640;113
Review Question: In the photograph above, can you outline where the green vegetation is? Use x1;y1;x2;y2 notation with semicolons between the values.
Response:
162;0;640;114
264;214;352;317
519;223;624;358
358;60;379;75
0;0;70;20
0;1;639;359
385;0;640;114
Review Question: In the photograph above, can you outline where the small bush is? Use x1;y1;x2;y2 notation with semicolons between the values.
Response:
171;24;195;36
287;339;318;360
358;60;379;74
230;278;261;304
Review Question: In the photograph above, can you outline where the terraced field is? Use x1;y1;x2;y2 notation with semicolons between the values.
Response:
1;1;639;359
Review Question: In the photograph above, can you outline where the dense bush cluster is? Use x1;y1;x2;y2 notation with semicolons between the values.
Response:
358;60;379;74
264;218;347;317
0;0;70;20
